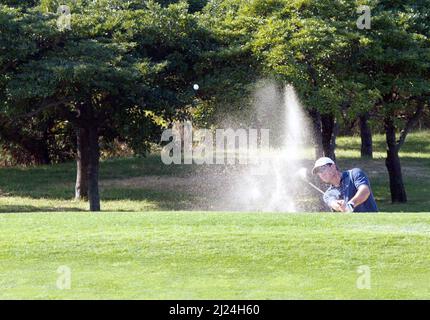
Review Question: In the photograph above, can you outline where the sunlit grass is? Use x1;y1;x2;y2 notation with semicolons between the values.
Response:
1;212;430;299
336;130;430;159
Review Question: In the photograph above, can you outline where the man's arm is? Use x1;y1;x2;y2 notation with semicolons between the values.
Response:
338;168;373;211
348;184;371;207
334;185;371;212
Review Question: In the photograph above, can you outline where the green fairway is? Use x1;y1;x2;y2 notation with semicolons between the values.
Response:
1;211;430;299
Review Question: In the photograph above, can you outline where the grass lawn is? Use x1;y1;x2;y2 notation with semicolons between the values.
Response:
1;211;430;299
0;131;429;299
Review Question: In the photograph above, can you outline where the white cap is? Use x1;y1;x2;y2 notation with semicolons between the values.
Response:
312;157;335;175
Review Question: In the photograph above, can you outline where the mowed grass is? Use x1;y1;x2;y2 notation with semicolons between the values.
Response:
1;212;430;299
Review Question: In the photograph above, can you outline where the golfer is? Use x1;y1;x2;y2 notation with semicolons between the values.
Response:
312;157;378;212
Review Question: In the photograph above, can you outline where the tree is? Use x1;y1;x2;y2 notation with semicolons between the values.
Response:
359;112;373;158
353;1;430;202
192;0;261;129
231;0;365;159
0;1;216;211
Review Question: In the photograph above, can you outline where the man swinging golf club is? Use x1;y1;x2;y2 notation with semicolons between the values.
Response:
312;157;378;212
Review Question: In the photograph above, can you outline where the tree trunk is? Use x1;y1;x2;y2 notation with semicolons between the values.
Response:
304;59;325;159
307;109;337;160
75;102;101;211
359;112;373;158
75;127;89;200
384;117;407;203
321;113;336;161
87;124;101;211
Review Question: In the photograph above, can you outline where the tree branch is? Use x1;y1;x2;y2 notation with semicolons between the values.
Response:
15;98;68;120
396;97;427;150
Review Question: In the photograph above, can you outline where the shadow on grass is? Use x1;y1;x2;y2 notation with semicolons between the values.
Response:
102;188;208;211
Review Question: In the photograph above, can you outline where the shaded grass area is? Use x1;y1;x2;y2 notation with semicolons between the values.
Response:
0;131;429;212
0;155;201;212
0;155;196;199
0;212;429;299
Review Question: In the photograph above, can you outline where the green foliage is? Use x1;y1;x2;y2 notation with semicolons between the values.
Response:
207;0;430;125
1;0;39;8
0;0;220;161
192;0;261;127
356;1;430;117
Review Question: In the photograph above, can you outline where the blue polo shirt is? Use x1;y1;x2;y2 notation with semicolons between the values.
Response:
323;168;378;212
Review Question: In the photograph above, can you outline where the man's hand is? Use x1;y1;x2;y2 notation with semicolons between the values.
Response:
330;186;371;212
330;200;348;212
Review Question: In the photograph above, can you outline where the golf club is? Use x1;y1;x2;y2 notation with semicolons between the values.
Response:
297;167;325;195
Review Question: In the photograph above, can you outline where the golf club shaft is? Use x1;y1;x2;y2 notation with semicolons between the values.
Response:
307;181;325;195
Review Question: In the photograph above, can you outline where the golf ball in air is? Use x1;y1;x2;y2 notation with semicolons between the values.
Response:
193;84;199;90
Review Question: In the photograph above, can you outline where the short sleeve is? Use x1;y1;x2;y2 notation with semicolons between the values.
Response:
351;168;370;189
